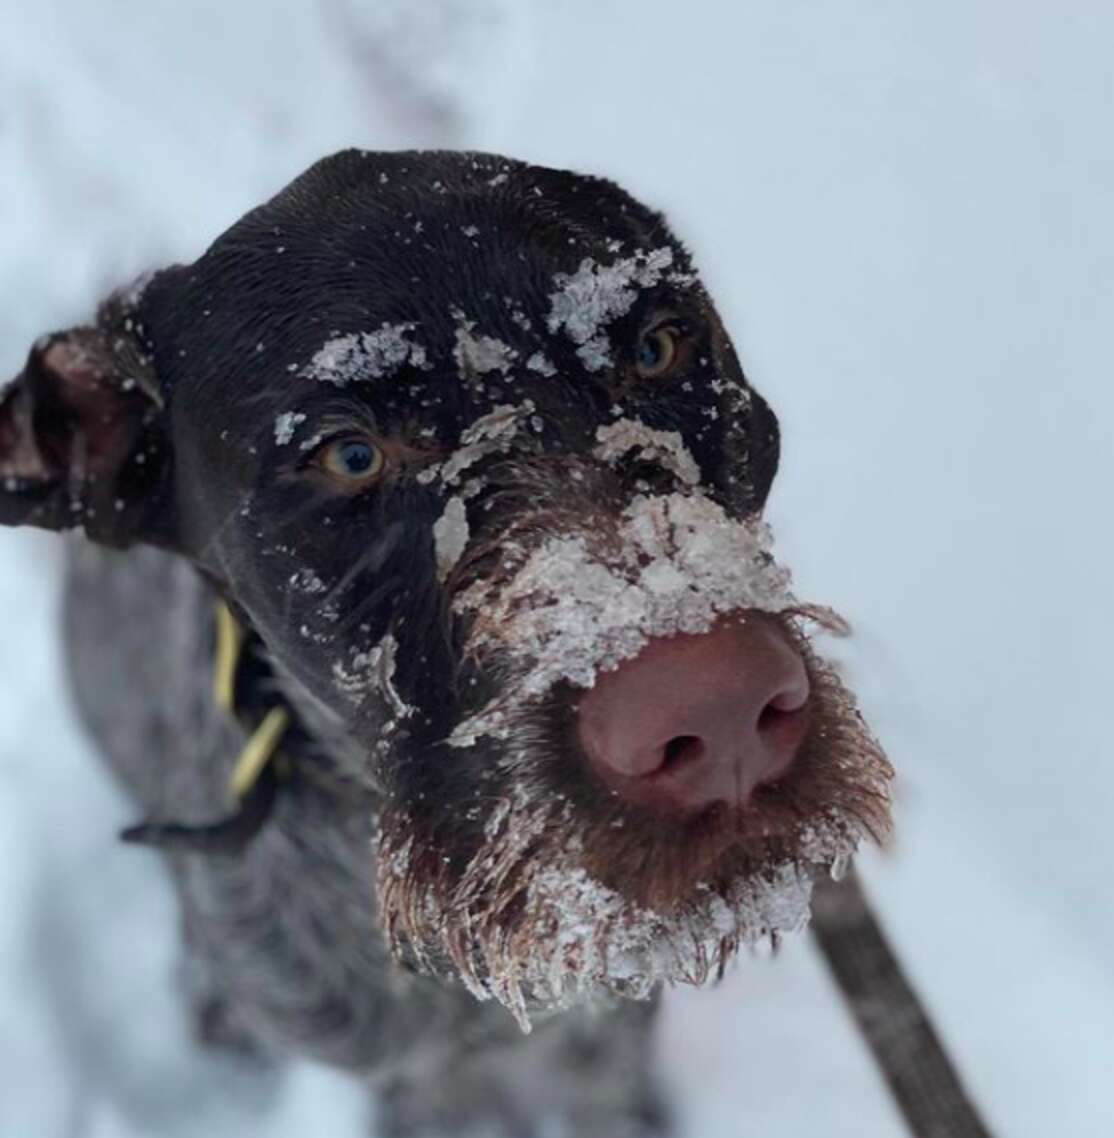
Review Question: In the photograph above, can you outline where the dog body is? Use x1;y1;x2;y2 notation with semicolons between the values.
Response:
1;151;891;1137
64;541;663;1135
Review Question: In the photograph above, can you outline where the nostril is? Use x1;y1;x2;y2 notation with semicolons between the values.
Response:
661;734;705;770
755;696;811;781
757;701;793;734
758;680;810;731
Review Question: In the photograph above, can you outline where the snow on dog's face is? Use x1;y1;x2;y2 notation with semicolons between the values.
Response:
0;151;892;1029
377;466;890;1027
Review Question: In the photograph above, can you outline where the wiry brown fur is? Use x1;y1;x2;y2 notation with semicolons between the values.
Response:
376;606;892;1023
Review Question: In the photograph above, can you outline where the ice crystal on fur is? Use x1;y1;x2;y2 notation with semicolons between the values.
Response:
332;632;412;716
594;419;701;486
449;492;793;742
547;247;675;371
452;311;518;376
526;351;556;377
433;495;469;581
289;567;326;594
303;323;429;385
418;402;535;487
273;411;306;445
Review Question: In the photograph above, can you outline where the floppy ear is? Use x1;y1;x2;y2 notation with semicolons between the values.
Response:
0;320;169;546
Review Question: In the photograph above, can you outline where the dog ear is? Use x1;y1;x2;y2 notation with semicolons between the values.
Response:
0;321;169;546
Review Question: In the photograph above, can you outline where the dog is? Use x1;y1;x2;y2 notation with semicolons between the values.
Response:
0;150;892;1137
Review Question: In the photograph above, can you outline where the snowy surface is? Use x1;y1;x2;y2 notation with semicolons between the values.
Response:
1;1;1112;1136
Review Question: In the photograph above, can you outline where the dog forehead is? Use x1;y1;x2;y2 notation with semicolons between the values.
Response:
189;150;688;326
269;149;672;251
150;153;726;459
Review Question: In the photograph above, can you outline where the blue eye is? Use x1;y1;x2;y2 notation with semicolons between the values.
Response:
639;335;664;369
319;437;385;484
339;442;374;473
635;325;680;377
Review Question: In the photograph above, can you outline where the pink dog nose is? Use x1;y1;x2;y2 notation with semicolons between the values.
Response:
577;614;810;815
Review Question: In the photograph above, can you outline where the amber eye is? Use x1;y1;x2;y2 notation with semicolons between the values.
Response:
635;325;680;378
317;436;386;486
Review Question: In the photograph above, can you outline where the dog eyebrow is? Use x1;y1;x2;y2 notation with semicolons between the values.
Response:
263;392;381;450
300;323;431;386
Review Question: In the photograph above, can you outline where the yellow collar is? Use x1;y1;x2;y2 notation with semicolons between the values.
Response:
119;600;292;855
213;600;291;802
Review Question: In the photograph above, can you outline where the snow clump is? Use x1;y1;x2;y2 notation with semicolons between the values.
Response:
332;632;412;717
503;858;815;1025
452;310;518;377
594;418;701;486
417;401;535;487
547;246;676;371
303;323;429;385
273;411;307;445
433;495;470;581
449;491;794;744
525;351;556;377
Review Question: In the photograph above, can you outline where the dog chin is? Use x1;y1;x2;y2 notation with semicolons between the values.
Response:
374;795;862;1032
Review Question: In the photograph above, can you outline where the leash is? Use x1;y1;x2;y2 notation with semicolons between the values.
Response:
810;868;996;1138
120;601;291;854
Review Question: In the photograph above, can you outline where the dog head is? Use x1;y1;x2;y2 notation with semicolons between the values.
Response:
0;151;891;1026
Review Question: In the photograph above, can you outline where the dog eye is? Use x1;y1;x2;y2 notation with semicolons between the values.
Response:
316;436;386;486
635;325;680;378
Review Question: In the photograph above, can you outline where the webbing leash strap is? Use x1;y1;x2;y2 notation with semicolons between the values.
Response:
810;868;996;1138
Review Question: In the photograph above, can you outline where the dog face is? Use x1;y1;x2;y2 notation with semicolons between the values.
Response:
0;151;891;1026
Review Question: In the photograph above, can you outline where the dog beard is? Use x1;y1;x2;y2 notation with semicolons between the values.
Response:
374;609;892;1031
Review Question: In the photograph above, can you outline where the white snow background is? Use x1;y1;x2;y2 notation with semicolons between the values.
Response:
1;1;1112;1135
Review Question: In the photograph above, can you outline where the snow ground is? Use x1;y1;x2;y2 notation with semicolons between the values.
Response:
1;1;1112;1135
